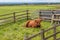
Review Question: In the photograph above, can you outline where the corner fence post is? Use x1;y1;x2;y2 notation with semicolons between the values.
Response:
26;10;29;20
41;29;46;40
13;12;16;23
53;24;56;40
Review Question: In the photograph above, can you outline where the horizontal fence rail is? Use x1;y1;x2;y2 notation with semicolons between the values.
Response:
0;13;12;16
0;16;13;20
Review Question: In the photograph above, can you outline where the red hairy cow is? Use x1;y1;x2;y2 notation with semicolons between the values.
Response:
26;18;42;28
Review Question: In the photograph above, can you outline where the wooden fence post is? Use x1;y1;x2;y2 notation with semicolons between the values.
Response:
53;24;56;40
26;10;29;20
24;35;28;40
51;11;54;24
51;14;54;25
41;29;46;40
39;10;41;18
13;12;16;23
24;35;30;40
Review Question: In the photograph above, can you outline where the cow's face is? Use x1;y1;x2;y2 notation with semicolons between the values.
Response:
35;18;42;25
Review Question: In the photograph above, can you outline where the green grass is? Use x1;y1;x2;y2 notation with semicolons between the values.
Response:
0;5;58;15
0;5;60;40
0;5;57;19
0;21;51;40
0;20;60;40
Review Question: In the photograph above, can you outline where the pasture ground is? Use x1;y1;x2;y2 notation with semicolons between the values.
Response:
0;5;60;40
0;5;58;15
0;21;60;40
0;21;51;40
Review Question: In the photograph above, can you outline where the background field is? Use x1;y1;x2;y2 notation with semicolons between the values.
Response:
0;5;60;40
0;5;58;15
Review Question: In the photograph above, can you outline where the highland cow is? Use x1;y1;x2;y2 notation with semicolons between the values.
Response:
26;18;42;28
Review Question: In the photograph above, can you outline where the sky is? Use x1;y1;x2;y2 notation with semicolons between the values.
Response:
0;0;60;3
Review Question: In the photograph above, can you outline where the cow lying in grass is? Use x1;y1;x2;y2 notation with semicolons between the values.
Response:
26;18;42;28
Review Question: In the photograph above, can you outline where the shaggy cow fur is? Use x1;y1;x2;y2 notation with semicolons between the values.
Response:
26;18;42;28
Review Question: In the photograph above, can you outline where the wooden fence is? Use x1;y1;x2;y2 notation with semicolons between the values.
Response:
39;10;60;24
0;10;30;25
24;24;60;40
0;10;60;25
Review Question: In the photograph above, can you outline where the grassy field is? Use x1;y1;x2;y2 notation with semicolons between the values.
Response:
0;21;51;40
0;5;60;40
0;21;60;40
0;5;58;15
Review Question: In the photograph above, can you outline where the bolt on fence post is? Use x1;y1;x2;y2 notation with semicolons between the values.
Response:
40;29;46;40
26;10;29;20
13;12;16;23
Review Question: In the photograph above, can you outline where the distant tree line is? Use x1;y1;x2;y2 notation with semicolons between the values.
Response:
0;3;60;6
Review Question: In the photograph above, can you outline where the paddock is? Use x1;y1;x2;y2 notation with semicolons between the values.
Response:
0;10;60;40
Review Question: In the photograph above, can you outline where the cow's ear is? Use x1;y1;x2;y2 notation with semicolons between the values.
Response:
40;19;42;21
35;20;37;22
